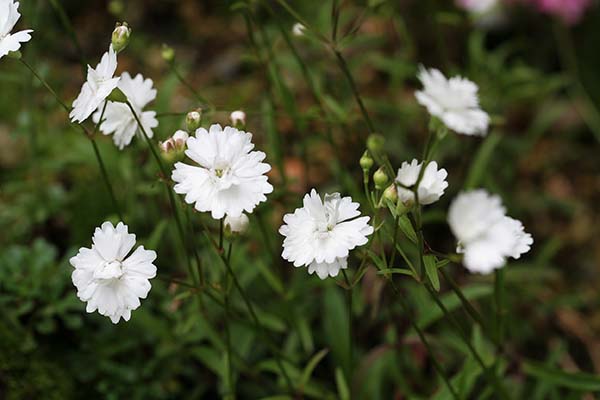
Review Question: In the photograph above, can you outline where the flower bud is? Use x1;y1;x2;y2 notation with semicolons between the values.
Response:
185;109;202;132
382;184;398;203
108;0;124;16
359;150;374;171
224;214;249;236
161;44;175;63
159;130;188;162
373;167;388;190
366;133;385;155
230;110;246;128
292;23;306;37
111;22;131;53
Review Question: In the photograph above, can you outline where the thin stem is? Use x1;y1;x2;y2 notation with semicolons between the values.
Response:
20;59;70;112
168;62;212;109
374;267;459;399
48;0;87;73
333;49;375;133
331;0;340;42
423;284;510;399
216;240;295;393
494;269;505;347
438;268;488;336
224;239;235;399
341;269;353;381
19;58;123;220
126;101;194;278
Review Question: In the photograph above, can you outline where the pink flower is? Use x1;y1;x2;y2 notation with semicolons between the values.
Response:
532;0;593;24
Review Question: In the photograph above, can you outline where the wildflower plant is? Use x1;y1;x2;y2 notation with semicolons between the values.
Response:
3;1;599;399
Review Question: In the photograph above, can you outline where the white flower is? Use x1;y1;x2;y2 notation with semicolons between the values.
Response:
92;72;158;150
0;0;33;60
448;190;533;274
395;159;448;205
292;23;306;36
69;221;157;324
456;0;498;14
172;124;273;219
229;110;246;126
279;189;374;279
415;66;490;136
70;45;120;123
225;213;249;234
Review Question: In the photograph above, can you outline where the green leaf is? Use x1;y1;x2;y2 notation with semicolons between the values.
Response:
335;367;350;400
464;133;502;189
397;215;417;243
300;348;330;388
376;268;416;278
424;255;440;291
523;360;600;391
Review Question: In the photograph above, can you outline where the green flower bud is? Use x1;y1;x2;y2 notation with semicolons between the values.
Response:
185;109;202;132
366;133;385;155
161;44;175;63
108;0;124;16
373;167;388;190
359;150;374;171
111;22;131;53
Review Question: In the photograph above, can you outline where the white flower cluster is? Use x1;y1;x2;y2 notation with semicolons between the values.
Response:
32;20;530;324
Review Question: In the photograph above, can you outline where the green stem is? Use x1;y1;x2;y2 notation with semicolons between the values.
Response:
333;49;375;133
423;284;509;399
374;267;459;399
19;58;123;220
494;269;505;347
126;101;194;278
224;238;235;399
341;269;353;381
48;0;87;74
168;62;212;109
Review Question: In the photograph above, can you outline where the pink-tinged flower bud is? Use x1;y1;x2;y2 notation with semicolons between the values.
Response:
230;110;246;128
159;130;189;161
111;22;131;53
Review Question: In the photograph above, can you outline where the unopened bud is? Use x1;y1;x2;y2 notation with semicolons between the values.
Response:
367;133;385;155
161;44;175;63
224;214;249;236
108;0;124;16
160;130;188;161
382;184;398;203
186;109;202;132
230;110;246;128
111;22;131;53
292;23;306;37
359;150;374;171
373;167;388;190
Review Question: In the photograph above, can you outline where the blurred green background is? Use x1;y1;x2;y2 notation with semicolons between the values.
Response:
1;0;600;398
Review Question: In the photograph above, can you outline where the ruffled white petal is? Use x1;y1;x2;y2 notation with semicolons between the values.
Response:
415;66;489;136
396;159;448;205
280;189;373;278
70;46;120;123
448;190;533;274
172;124;273;219
69;221;156;324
